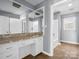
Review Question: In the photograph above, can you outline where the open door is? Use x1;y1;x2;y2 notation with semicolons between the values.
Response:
52;19;59;49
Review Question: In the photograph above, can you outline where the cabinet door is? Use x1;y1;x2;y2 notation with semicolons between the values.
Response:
35;37;43;55
0;16;9;34
19;45;32;58
10;18;22;33
19;39;35;58
0;43;19;59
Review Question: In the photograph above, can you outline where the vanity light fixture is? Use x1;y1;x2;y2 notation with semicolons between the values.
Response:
64;0;67;1
68;3;72;7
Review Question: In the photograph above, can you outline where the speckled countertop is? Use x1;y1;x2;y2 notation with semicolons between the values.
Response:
0;32;43;44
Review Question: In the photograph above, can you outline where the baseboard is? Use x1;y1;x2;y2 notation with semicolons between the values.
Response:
53;42;61;49
42;51;53;56
61;40;79;45
42;42;61;56
58;42;61;45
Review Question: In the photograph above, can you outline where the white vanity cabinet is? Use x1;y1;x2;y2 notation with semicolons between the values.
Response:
19;39;35;59
33;37;43;56
0;43;19;59
19;37;43;57
0;36;43;59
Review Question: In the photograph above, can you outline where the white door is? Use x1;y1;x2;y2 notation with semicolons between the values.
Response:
53;20;59;48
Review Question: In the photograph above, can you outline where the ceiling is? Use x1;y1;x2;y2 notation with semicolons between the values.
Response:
25;0;44;6
0;0;45;15
0;0;31;15
1;0;78;16
54;0;79;15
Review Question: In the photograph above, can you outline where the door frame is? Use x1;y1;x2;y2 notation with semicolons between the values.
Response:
50;0;70;56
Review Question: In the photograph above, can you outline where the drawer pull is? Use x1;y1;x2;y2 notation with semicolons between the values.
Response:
6;55;12;58
6;47;12;49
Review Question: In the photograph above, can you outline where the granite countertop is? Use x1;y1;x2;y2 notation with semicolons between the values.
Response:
0;32;43;44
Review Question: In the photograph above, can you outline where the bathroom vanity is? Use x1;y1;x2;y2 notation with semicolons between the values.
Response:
0;32;43;59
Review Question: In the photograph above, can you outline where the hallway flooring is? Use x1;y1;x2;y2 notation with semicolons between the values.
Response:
23;43;79;59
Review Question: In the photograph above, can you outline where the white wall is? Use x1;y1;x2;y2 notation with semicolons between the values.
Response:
76;13;79;43
35;0;62;55
61;13;78;43
0;15;9;34
28;19;42;32
10;18;22;33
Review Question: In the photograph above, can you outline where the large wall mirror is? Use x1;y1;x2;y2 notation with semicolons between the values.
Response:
0;15;27;35
28;7;44;33
0;8;44;35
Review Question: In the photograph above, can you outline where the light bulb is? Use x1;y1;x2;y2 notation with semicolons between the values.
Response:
68;3;72;7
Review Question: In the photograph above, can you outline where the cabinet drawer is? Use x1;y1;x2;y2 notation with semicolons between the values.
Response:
1;49;17;55
19;40;34;47
23;40;34;45
0;53;18;59
0;49;18;59
0;43;17;54
6;56;18;59
5;53;18;59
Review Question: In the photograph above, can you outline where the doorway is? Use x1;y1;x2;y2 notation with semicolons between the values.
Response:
50;0;79;56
